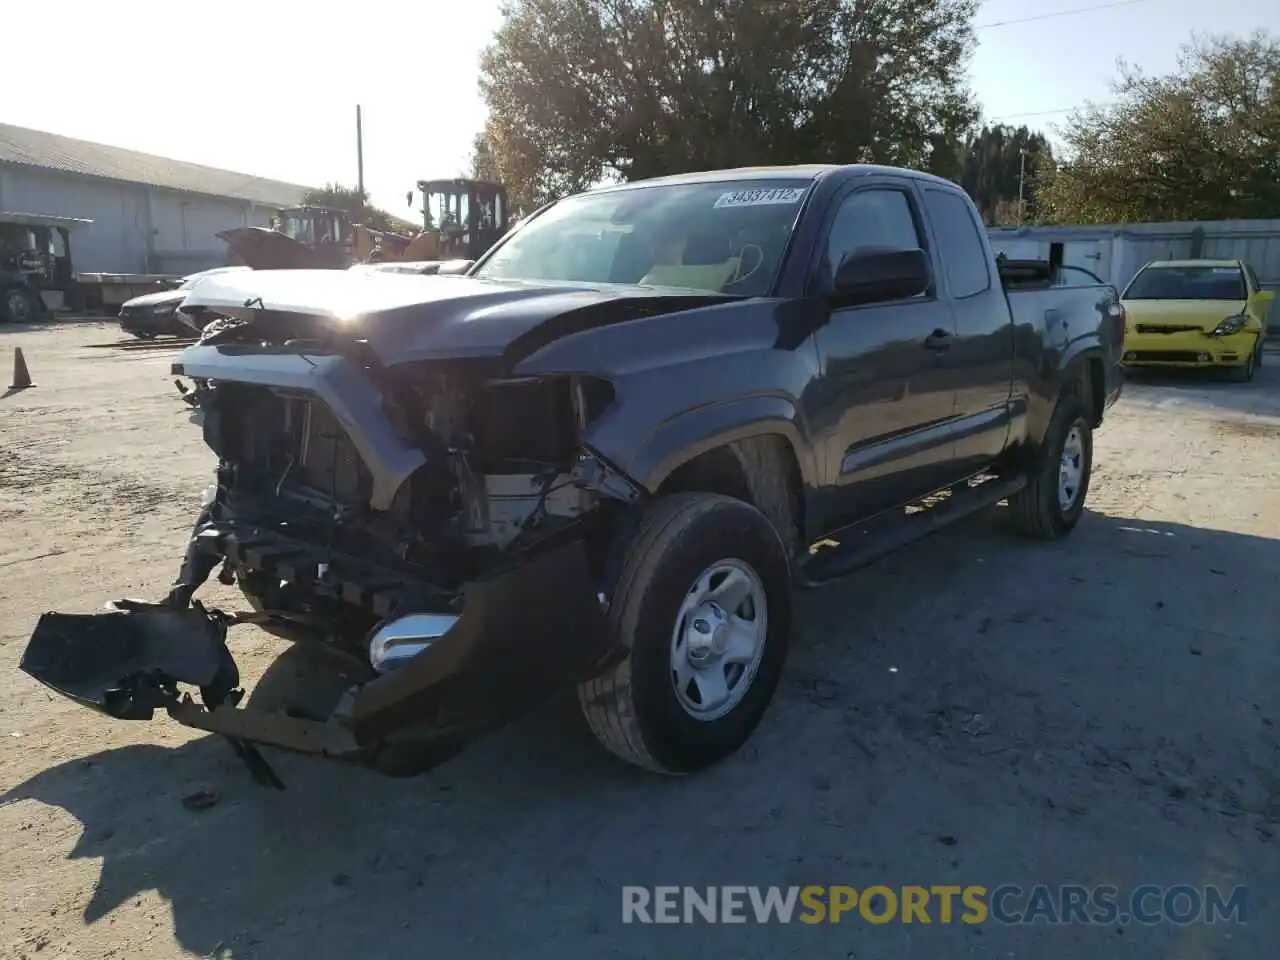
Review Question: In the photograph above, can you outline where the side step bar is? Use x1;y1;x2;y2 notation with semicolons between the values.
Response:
798;475;1027;588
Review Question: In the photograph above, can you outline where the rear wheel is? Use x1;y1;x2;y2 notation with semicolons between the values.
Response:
577;492;792;774
1008;394;1093;540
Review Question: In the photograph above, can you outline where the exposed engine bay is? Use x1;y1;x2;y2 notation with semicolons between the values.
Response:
199;366;617;558
179;346;632;637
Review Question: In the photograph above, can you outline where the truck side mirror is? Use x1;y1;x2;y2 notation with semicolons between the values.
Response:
831;248;931;305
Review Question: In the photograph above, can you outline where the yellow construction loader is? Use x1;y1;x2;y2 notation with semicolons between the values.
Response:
217;179;510;272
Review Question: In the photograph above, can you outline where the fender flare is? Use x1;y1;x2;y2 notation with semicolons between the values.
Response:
1024;339;1106;448
1058;337;1104;384
612;393;818;494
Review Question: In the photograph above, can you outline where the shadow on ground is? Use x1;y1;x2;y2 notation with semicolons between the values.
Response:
4;509;1278;959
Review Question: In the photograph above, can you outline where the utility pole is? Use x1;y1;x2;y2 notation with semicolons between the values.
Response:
356;105;365;198
1017;148;1027;224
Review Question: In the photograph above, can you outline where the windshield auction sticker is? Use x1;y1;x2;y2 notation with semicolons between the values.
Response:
714;187;807;208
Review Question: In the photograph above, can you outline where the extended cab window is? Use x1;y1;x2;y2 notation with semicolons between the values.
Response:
823;189;922;290
922;188;991;299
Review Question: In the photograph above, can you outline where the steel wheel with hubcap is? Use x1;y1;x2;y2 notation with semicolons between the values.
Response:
1009;393;1093;539
1058;424;1085;513
670;559;768;722
578;492;792;774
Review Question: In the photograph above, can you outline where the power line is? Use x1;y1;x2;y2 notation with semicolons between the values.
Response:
975;0;1153;31
986;103;1117;121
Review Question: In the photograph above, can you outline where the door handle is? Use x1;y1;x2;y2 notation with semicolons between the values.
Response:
923;329;952;350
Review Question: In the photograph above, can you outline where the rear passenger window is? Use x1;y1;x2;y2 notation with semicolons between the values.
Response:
922;188;991;299
823;189;923;286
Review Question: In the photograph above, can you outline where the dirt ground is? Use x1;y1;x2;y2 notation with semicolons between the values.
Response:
1;321;1277;959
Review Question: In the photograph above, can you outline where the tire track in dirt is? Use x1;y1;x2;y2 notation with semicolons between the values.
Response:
0;445;185;520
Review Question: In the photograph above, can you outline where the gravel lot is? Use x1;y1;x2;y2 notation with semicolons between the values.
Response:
1;321;1277;959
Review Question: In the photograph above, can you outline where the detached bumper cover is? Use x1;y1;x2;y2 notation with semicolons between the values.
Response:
19;538;609;776
21;607;232;721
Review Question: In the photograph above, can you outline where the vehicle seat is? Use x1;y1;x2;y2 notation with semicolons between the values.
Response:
640;230;740;291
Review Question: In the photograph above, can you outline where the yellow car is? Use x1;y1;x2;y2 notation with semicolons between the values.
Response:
1120;259;1274;382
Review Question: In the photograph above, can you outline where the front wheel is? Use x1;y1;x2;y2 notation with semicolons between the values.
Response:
577;492;793;774
1008;394;1093;539
1;287;39;324
1228;346;1257;383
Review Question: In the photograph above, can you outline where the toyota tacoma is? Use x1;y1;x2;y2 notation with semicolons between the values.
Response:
20;164;1125;785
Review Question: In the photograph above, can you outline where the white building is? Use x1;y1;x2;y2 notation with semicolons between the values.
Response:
0;122;311;276
987;220;1280;299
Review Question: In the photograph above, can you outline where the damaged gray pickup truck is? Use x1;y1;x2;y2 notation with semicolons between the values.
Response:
21;164;1125;786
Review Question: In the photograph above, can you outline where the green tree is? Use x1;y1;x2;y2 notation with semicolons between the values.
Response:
299;183;417;235
1038;31;1280;224
956;124;1055;225
478;0;980;208
468;130;528;217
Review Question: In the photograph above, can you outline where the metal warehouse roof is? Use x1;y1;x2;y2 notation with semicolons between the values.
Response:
0;122;312;206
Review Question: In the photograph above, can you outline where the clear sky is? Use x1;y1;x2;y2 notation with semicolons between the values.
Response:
5;0;1273;218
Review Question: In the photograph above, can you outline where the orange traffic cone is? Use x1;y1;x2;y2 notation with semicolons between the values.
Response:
9;347;33;390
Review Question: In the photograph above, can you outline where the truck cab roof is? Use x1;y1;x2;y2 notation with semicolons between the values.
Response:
588;164;965;194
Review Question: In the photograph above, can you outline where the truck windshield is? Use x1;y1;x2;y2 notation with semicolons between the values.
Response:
472;179;814;296
1123;264;1246;301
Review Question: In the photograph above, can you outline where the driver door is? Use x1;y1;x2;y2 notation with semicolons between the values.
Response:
806;180;959;526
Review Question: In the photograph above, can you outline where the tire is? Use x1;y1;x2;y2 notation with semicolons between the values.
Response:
130;331;159;341
1;287;39;324
1008;394;1093;540
577;492;793;774
1228;346;1257;383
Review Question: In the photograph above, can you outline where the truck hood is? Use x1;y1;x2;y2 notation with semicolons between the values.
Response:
179;267;738;367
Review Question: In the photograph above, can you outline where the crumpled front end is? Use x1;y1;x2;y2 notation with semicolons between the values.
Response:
20;536;609;781
1120;299;1261;369
18;326;640;784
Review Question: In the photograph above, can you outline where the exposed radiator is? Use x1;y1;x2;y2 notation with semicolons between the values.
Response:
293;401;364;502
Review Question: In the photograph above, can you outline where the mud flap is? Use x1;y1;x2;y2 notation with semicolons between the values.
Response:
19;608;232;721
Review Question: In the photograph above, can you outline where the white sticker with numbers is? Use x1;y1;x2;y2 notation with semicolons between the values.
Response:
713;187;807;209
